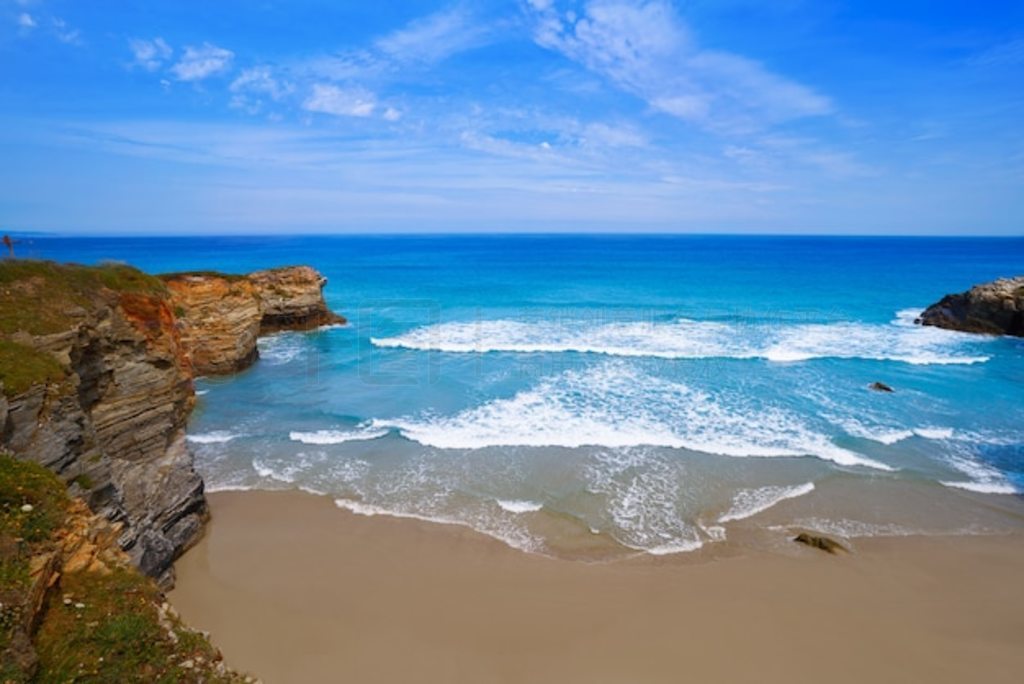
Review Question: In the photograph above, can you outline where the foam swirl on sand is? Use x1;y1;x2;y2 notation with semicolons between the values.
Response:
372;312;990;366
718;483;816;523
374;363;892;470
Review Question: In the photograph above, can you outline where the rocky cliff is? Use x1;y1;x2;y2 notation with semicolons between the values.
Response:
918;276;1024;336
0;260;345;588
1;454;248;682
163;266;344;375
0;262;205;588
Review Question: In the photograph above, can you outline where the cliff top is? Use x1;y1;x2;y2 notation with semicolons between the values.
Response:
0;260;167;337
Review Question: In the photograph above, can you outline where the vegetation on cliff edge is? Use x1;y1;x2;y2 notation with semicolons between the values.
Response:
0;454;246;683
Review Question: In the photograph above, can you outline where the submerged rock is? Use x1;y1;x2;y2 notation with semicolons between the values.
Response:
917;276;1024;337
869;381;894;393
794;532;847;554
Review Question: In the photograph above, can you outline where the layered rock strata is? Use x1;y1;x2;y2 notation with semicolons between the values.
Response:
162;266;344;375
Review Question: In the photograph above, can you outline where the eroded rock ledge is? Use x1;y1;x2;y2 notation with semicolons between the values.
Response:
0;260;342;588
163;266;345;375
917;276;1024;337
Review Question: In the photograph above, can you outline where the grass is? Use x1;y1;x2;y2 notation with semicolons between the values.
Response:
0;340;66;398
34;568;237;684
0;260;167;336
0;454;70;544
0;453;245;683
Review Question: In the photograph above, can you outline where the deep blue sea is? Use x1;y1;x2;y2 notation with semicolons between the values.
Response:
25;235;1024;557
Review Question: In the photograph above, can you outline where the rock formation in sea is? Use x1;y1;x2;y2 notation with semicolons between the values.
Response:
917;276;1024;337
163;266;345;375
0;260;344;587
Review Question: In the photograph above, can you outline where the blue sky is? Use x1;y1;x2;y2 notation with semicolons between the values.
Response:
1;0;1022;235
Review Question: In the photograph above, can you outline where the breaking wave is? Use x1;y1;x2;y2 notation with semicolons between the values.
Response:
373;362;892;470
372;312;990;366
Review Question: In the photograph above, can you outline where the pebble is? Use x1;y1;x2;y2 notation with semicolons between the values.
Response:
63;598;72;606
74;602;85;610
180;660;194;669
20;504;33;513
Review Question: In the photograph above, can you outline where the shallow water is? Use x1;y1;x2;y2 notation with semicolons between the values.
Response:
30;235;1024;556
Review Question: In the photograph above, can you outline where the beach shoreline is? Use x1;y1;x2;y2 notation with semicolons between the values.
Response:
170;489;1024;684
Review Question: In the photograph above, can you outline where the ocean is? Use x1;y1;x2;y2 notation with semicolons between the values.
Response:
25;235;1024;557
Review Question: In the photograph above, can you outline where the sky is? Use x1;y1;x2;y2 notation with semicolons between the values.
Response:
1;0;1022;235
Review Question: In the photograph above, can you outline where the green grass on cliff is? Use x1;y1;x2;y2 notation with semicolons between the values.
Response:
0;260;167;336
0;341;66;398
0;454;246;683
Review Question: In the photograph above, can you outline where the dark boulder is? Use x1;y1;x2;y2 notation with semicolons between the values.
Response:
794;532;847;554
917;277;1024;336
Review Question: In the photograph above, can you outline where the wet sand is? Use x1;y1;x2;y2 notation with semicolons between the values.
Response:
170;490;1024;684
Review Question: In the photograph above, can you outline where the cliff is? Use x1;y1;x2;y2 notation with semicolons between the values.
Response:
918;276;1024;336
163;266;344;375
0;261;205;587
0;260;345;589
0;454;248;682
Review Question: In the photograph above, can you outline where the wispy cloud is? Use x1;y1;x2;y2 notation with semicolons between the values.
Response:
129;37;172;71
51;16;80;44
967;38;1024;68
230;67;294;113
524;0;832;133
375;7;492;64
303;83;376;117
17;12;35;29
170;43;234;81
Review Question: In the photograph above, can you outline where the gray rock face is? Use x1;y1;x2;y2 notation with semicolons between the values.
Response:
918;277;1024;337
0;281;206;588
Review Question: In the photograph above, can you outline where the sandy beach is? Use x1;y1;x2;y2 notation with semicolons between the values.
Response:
169;490;1024;684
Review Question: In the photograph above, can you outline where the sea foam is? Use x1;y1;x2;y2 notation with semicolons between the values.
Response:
373;363;892;470
186;431;243;444
289;427;389;445
718;482;816;523
371;312;991;366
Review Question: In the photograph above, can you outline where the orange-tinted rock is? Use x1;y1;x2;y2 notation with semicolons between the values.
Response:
249;266;346;333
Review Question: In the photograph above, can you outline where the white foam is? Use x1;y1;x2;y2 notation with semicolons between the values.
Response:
718;482;816;523
940;449;1019;495
496;499;544;514
186;431;243;444
837;418;956;445
940;481;1019;494
583;449;706;555
333;498;541;553
257;333;306;365
374;363;892;470
915;427;954;440
371;313;991;366
289;427;389;445
195;389;210;396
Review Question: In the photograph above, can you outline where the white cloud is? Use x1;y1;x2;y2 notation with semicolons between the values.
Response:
52;17;80;45
129;37;173;71
375;7;491;64
303;84;376;117
170;43;235;82
229;67;294;113
526;0;831;132
17;12;35;29
383;107;402;122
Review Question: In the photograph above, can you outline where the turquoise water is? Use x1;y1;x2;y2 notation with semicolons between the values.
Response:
28;235;1024;556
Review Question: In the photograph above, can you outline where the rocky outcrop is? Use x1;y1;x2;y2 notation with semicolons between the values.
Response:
249;266;345;334
917;277;1024;336
794;532;847;555
0;261;206;587
162;274;262;375
163;266;344;374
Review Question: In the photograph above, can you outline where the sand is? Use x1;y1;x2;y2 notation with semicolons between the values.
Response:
169;490;1024;684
